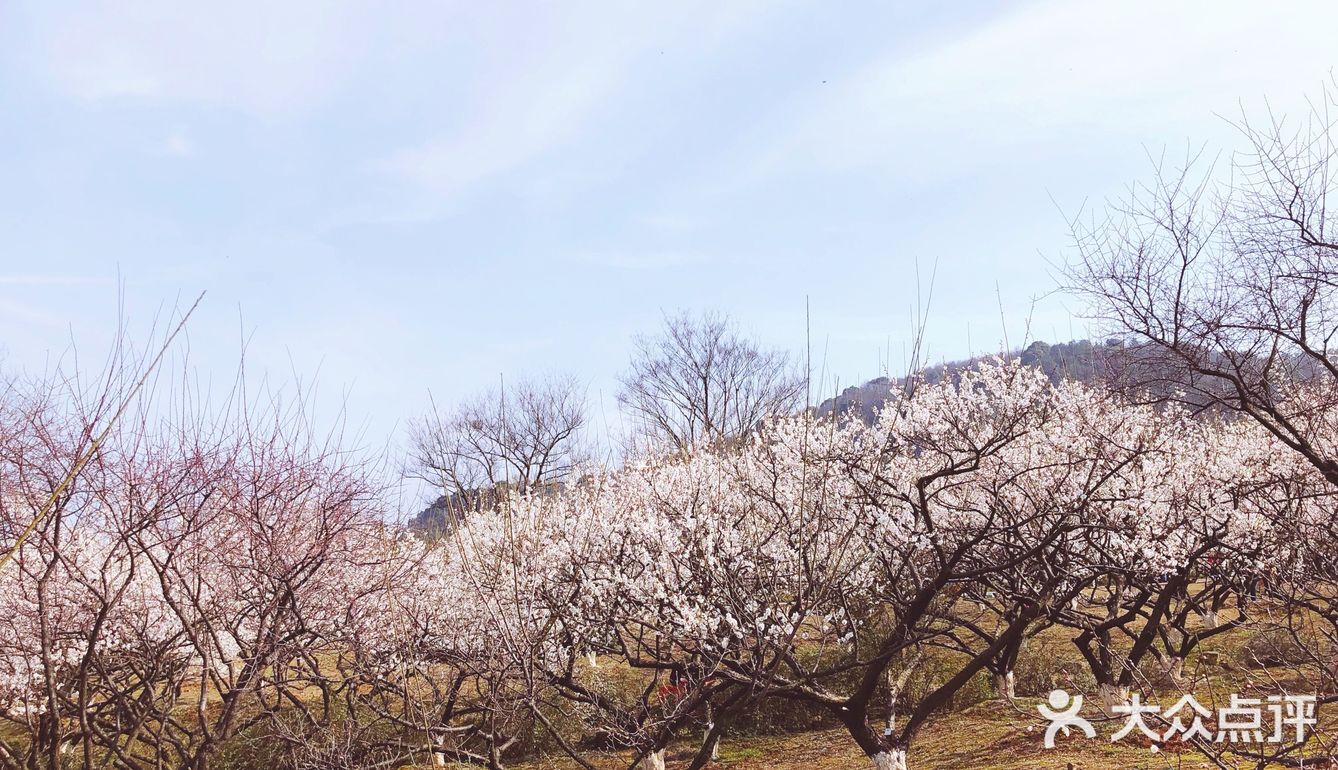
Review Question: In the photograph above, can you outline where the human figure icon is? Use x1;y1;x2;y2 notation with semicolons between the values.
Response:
1038;689;1097;748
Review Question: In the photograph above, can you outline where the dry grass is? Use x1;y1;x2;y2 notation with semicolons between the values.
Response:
412;701;1185;770
408;595;1335;770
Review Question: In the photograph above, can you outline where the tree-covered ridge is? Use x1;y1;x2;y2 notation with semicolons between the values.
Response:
417;339;1120;532
816;339;1119;423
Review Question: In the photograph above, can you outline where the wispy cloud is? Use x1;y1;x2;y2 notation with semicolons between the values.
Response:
17;0;382;117
741;0;1338;184
372;1;784;204
373;57;622;199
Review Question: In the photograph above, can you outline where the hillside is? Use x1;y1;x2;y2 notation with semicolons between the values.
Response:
816;339;1119;422
415;341;1122;531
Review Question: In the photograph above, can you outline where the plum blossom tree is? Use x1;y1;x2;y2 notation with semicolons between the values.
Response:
0;364;392;770
511;361;1187;769
1066;86;1338;490
1067;88;1338;761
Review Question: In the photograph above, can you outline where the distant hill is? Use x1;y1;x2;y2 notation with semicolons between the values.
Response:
816;339;1122;422
416;340;1131;532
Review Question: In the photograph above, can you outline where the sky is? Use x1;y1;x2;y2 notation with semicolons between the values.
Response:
2;1;1336;508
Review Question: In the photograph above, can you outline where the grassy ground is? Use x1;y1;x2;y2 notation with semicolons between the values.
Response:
430;701;1192;770
5;593;1323;769
417;597;1331;770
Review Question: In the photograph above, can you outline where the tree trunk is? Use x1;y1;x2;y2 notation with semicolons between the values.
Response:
1163;655;1185;681
640;748;666;770
427;732;447;767
992;671;1016;700
1098;683;1130;711
583;650;598;668
871;748;909;770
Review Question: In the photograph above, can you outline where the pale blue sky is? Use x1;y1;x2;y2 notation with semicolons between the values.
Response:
2;1;1336;504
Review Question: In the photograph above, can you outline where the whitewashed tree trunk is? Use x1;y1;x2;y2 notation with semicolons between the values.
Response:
993;671;1016;700
884;648;922;733
640;748;666;770
584;650;598;668
1199;609;1218;629
871;748;909;770
1098;683;1131;711
1164;656;1185;680
704;724;719;761
431;745;446;766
